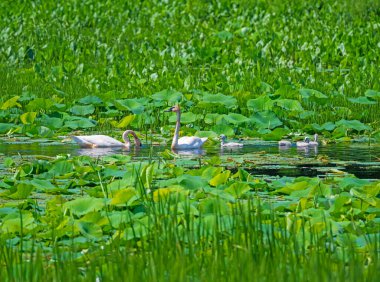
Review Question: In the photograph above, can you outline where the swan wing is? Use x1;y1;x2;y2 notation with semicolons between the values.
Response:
73;135;124;147
176;136;207;149
222;142;243;147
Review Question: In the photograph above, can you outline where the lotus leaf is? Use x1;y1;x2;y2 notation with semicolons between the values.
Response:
64;197;105;216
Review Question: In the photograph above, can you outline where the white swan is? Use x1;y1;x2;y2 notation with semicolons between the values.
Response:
296;137;310;147
220;134;243;147
309;134;319;146
278;140;292;147
165;105;208;150
72;130;141;148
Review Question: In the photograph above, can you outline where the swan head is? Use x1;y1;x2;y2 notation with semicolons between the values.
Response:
165;104;180;112
219;134;227;141
304;137;310;143
314;134;318;141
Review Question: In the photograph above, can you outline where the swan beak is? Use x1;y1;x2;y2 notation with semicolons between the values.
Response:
164;106;174;112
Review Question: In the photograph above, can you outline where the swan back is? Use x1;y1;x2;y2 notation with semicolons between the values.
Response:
220;134;243;147
296;137;310;147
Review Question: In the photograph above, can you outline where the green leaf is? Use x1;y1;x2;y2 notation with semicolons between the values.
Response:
69;105;95;116
64;197;105;216
300;88;328;101
114;99;145;114
40;116;63;129
247;95;274;111
20;112;37;124
117;115;135;128
9;182;34;199
211;124;235;136
223;113;250;124
64;117;96;129
169;112;198;123
30;179;57;191
348;97;377;105
76;220;103;239
0;123;14;133
225;182;251;198
1;96;21;110
26;98;55;111
151;89;182;103
111;188;138;205
250;111;282;129
201;93;237;109
78;95;103;105
274;99;304;112
335;119;371;132
209;171;231;186
350;189;377;206
365;89;380;100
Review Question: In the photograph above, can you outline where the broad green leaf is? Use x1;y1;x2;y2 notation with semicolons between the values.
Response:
0;123;14;133
78;95;103;105
117;115;135;128
262;128;291;141
1;96;21;110
69;105;95;116
350;189;377;206
20;112;37;124
247;95;273;111
30;179;56;191
348;97;377;105
76;220;103;239
274;99;304;112
250;111;282;129
40;116;63;129
300;88;328;100
153;186;187;202
204;113;222;125
335;119;371;132
169;112;198;123
114;99;145;114
209;171;231;186
274;181;309;195
211;124;235;136
111;188;138;205
26;98;55;111
223;113;250;124
225;182;251;198
9;182;34;199
1;211;35;233
64;197;105;216
151;89;182;103
201;93;237;108
365;89;380;100
64;117;96;129
199;198;230;215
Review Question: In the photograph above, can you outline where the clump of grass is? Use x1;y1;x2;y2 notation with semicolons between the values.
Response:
0;196;378;281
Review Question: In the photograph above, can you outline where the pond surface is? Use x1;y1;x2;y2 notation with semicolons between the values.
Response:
0;140;379;179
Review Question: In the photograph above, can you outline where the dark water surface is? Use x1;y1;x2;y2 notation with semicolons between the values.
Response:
0;141;379;179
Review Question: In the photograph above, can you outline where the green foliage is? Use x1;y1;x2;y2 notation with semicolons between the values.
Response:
0;153;378;281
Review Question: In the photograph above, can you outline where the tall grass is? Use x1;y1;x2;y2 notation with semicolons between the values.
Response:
1;0;380;124
0;196;377;282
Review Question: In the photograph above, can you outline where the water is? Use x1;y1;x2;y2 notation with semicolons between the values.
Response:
0;141;379;179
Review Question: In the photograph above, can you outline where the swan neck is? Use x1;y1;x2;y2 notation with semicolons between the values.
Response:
122;130;132;147
172;110;181;148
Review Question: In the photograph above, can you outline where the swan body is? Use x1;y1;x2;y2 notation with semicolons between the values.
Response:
278;140;292;147
165;105;208;150
72;130;141;148
220;134;243;147
296;137;310;147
